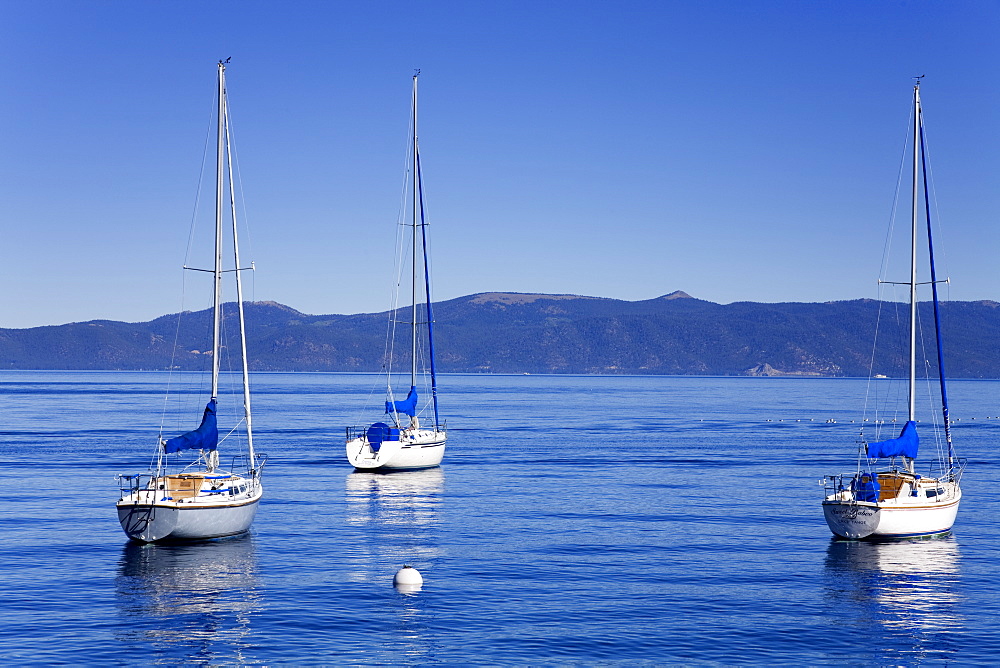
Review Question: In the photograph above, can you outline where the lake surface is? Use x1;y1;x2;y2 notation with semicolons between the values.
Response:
1;371;999;664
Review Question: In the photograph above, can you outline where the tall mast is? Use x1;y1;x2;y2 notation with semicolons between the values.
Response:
222;64;255;464
417;151;441;430
919;109;955;474
906;81;920;473
410;72;419;390
211;60;225;400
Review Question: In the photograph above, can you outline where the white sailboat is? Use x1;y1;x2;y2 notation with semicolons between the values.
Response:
822;80;964;540
346;72;446;471
116;60;265;542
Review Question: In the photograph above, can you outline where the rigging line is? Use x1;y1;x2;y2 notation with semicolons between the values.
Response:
918;114;951;296
865;107;912;431
225;106;258;292
183;90;218;268
166;282;217;445
223;78;254;461
384;226;403;385
159;266;190;441
877;106;914;286
150;446;162;474
384;152;412;387
862;287;886;427
869;284;904;433
872;289;908;438
919;119;955;467
218;419;246;446
416;149;440;428
162;90;215;444
219;304;248;450
873;115;916;437
384;88;418;391
888;294;907;429
922;130;952;305
164;286;212;446
354;372;388;426
916;306;948;465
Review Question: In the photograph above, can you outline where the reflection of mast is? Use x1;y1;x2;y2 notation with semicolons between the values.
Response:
345;470;444;585
344;469;441;662
346;469;444;527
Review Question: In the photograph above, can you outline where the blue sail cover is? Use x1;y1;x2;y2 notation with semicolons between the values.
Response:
385;386;418;417
163;399;219;454
852;474;881;503
867;420;919;459
366;421;401;452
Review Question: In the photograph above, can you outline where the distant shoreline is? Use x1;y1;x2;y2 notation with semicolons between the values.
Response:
9;369;1000;382
3;292;998;378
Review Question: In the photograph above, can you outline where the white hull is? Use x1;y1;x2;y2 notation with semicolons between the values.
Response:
117;473;262;542
823;476;961;540
347;430;446;471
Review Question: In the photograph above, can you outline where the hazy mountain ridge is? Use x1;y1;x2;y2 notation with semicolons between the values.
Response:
3;291;1000;377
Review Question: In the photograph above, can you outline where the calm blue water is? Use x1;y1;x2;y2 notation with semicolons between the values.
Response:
1;371;999;664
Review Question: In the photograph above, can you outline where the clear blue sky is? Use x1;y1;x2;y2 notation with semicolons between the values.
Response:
1;0;998;328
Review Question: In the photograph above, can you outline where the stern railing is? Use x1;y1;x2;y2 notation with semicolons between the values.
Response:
924;457;968;484
116;473;157;501
821;473;859;501
346;420;448;443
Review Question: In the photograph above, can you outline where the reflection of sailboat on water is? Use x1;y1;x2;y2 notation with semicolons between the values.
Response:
345;469;444;584
345;470;442;661
825;538;962;634
115;535;261;663
346;468;444;527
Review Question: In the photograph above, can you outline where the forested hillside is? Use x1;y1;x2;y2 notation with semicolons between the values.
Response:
3;291;999;377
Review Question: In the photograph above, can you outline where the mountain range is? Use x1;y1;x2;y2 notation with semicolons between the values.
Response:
3;291;999;377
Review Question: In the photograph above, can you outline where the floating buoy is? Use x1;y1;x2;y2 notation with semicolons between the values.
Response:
394;565;423;587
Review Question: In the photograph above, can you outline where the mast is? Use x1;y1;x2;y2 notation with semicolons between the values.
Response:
410;72;419;392
906;81;920;474
211;60;225;400
918;97;956;475
417;151;441;430
222;62;256;466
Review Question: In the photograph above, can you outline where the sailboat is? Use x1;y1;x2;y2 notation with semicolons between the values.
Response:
822;80;964;540
346;72;447;471
116;60;265;542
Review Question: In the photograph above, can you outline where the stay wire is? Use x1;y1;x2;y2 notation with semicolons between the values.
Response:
862;106;912;441
225;94;258;303
159;83;217;445
355;86;415;425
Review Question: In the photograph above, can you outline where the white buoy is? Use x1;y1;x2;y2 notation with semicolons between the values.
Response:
394;565;423;587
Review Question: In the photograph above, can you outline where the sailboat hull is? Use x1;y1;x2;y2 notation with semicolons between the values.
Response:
117;488;262;543
347;432;446;471
823;487;961;540
822;500;881;539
